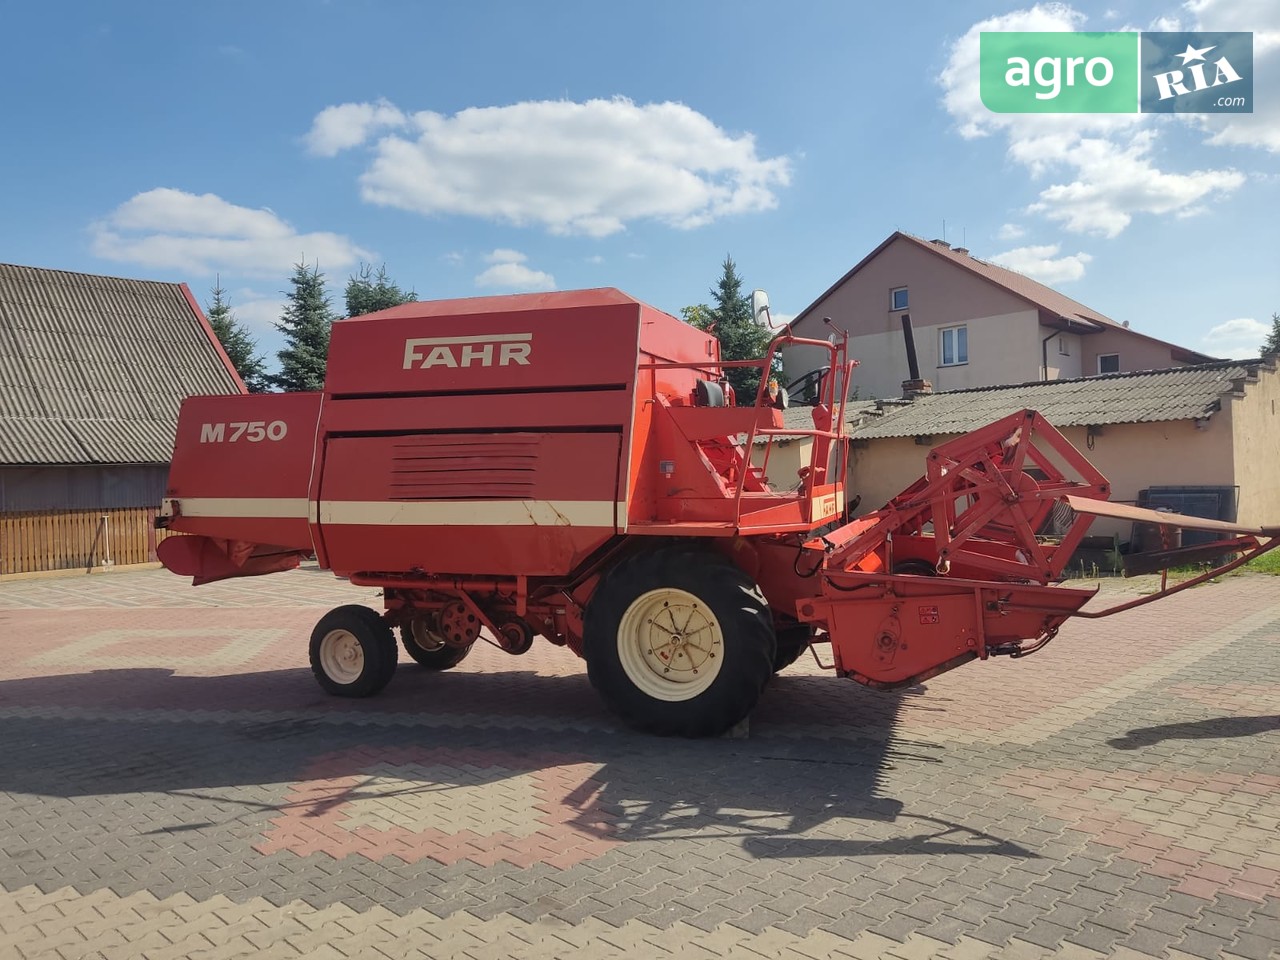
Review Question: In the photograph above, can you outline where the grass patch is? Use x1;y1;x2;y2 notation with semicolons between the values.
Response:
1246;550;1280;575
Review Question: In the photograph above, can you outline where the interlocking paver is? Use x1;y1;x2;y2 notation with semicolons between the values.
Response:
0;568;1277;958
1226;930;1280;960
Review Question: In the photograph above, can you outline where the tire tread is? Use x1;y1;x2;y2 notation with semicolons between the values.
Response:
584;546;775;737
309;604;397;698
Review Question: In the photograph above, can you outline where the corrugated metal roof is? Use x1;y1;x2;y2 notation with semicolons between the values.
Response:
850;361;1257;440
0;264;242;465
752;402;880;444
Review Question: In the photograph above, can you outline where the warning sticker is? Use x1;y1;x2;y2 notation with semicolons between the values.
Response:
918;605;940;625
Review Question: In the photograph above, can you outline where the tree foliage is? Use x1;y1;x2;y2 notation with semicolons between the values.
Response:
685;256;774;401
344;262;416;318
205;280;268;392
679;304;713;328
1263;312;1280;357
268;261;336;392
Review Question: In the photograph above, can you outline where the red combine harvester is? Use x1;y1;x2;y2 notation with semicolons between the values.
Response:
158;289;1278;736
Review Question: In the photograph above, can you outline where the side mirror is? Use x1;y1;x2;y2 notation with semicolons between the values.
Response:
751;289;778;329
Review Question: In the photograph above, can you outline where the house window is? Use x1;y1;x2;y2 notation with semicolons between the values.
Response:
1058;337;1070;356
891;287;908;311
939;325;968;366
1098;353;1120;374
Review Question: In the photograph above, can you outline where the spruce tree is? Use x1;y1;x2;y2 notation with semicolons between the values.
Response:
268;261;335;392
1263;313;1280;357
704;255;773;401
344;262;416;317
205;280;268;392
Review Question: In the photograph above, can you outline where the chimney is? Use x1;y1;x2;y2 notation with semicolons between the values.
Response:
901;378;933;399
953;247;970;256
900;312;933;398
930;239;951;249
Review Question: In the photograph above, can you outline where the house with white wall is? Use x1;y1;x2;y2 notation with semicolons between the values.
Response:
785;232;1216;400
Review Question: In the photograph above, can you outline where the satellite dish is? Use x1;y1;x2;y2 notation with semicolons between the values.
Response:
751;289;781;329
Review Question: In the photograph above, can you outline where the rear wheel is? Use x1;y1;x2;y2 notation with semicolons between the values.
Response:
309;605;397;697
399;615;473;670
584;547;775;737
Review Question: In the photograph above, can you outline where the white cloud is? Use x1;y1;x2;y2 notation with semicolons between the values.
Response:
997;222;1026;241
990;244;1093;283
228;290;286;334
90;188;372;277
585;254;604;264
304;99;407;156
1201;317;1270;358
108;188;289;239
474;249;555;291
311;97;791;237
485;249;526;264
1185;0;1280;152
1185;0;1280;54
938;5;1246;236
442;251;464;266
1028;132;1244;237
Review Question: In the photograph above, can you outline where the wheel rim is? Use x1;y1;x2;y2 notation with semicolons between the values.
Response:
409;618;447;653
319;629;365;684
617;587;724;701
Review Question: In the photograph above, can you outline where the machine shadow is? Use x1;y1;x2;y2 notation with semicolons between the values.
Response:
1108;714;1280;750
0;664;1033;862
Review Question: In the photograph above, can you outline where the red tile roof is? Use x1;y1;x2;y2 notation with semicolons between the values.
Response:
794;232;1215;364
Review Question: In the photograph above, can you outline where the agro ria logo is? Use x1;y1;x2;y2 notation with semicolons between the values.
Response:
1141;32;1253;113
979;30;1253;115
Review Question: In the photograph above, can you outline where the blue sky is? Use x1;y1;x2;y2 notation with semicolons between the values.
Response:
1;1;1276;367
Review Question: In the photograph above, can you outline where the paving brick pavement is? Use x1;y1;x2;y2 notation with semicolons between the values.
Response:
0;565;1277;958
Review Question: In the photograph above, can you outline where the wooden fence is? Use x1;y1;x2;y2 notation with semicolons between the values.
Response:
0;507;180;576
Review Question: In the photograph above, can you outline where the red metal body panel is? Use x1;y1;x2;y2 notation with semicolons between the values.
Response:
317;390;633;435
325;288;643;397
317;432;621;576
160;392;319;550
310;289;652;578
798;572;1097;687
625;305;725;528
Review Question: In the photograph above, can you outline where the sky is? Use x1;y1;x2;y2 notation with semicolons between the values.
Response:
0;0;1276;369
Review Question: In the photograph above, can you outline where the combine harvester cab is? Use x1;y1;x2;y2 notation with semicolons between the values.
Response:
158;288;1278;737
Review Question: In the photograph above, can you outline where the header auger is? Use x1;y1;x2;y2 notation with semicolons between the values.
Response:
158;289;1278;736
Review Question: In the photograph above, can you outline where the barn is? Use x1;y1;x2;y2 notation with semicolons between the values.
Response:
0;264;244;576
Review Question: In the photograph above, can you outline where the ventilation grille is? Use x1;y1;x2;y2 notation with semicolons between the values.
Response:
387;433;539;500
